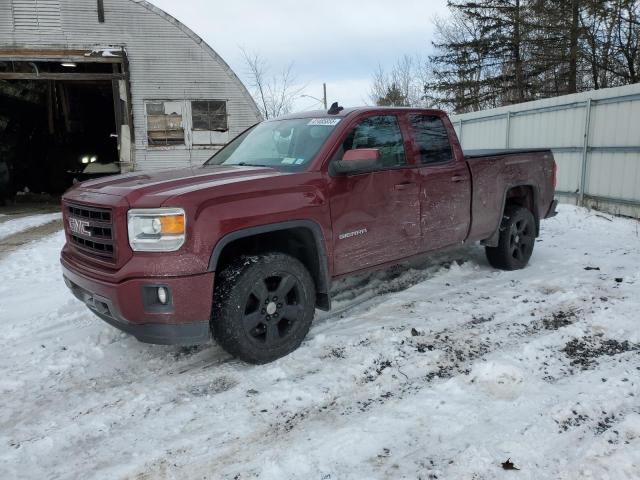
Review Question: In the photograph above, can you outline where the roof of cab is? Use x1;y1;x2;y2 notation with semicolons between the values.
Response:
273;106;446;121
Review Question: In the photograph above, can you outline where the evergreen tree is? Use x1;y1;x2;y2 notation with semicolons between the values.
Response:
376;83;409;106
418;0;640;113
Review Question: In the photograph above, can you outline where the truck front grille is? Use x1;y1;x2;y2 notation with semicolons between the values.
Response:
68;204;111;223
65;203;116;261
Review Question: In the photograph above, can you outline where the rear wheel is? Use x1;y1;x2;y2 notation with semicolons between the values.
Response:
211;253;316;364
485;206;536;270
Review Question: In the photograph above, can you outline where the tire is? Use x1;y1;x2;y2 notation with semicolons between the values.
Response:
211;253;316;364
485;205;536;271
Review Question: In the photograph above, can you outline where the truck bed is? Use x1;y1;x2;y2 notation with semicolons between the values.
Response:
464;148;556;243
464;148;551;160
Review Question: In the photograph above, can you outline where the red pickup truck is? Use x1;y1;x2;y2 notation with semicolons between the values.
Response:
61;106;557;363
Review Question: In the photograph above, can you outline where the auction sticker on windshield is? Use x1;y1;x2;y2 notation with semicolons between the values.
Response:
307;118;341;126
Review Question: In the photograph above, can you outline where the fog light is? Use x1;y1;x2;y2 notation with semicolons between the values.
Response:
157;287;168;305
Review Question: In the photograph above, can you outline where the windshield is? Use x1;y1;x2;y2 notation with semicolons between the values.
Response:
205;117;341;169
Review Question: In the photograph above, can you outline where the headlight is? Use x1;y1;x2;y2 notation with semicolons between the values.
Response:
127;208;186;252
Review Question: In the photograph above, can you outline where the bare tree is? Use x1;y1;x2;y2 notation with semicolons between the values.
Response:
240;48;304;120
369;55;429;107
369;64;390;106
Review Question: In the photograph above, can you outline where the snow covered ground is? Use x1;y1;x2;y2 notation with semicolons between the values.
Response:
1;205;639;480
0;212;61;241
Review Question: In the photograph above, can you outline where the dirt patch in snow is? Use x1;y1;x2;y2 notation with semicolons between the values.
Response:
0;204;59;223
558;410;592;432
556;408;630;438
542;309;580;330
562;335;640;369
186;376;238;397
321;346;346;359
514;307;581;337
361;357;393;383
0;219;63;259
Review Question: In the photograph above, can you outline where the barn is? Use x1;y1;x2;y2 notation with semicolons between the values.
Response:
0;0;261;198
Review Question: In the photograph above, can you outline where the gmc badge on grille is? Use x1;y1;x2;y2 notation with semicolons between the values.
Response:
69;217;91;236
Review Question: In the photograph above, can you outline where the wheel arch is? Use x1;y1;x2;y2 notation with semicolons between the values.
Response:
482;184;540;247
208;220;331;310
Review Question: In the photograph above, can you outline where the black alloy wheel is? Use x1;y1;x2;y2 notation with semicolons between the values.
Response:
242;273;305;347
508;214;535;262
485;205;537;270
212;253;316;364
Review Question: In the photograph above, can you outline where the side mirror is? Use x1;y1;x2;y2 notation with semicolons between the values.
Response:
333;148;380;175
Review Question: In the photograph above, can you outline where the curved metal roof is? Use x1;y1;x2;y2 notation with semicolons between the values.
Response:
133;0;260;119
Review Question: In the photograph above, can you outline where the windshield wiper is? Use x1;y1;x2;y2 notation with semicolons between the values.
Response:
235;162;269;167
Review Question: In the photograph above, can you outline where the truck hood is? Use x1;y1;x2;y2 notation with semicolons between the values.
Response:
75;165;285;205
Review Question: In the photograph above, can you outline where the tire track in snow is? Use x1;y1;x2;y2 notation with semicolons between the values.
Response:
188;267;633;476
147;289;595;477
280;305;585;423
143;249;487;378
0;219;63;261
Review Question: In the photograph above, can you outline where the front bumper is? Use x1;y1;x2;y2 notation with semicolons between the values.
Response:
62;259;214;346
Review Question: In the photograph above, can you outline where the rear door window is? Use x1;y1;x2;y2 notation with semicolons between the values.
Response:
408;115;453;165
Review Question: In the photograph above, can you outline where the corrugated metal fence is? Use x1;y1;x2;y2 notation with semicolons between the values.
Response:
450;83;640;217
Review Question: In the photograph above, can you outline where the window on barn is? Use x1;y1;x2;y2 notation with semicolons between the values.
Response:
146;101;185;147
192;101;227;131
191;101;229;146
12;0;61;31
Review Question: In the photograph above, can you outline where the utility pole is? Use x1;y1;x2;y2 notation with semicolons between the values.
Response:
301;84;328;110
322;83;327;110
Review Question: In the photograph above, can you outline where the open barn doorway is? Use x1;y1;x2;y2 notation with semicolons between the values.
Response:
0;55;129;204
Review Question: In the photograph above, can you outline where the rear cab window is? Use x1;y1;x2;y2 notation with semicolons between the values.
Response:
408;114;453;165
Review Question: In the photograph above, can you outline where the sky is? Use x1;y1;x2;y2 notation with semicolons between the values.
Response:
147;0;450;111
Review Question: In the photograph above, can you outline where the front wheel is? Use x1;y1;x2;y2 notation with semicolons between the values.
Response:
211;253;316;364
485;206;536;270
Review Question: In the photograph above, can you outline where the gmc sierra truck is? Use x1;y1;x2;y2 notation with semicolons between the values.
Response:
61;106;558;364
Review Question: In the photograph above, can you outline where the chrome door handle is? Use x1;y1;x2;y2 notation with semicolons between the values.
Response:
451;175;465;182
